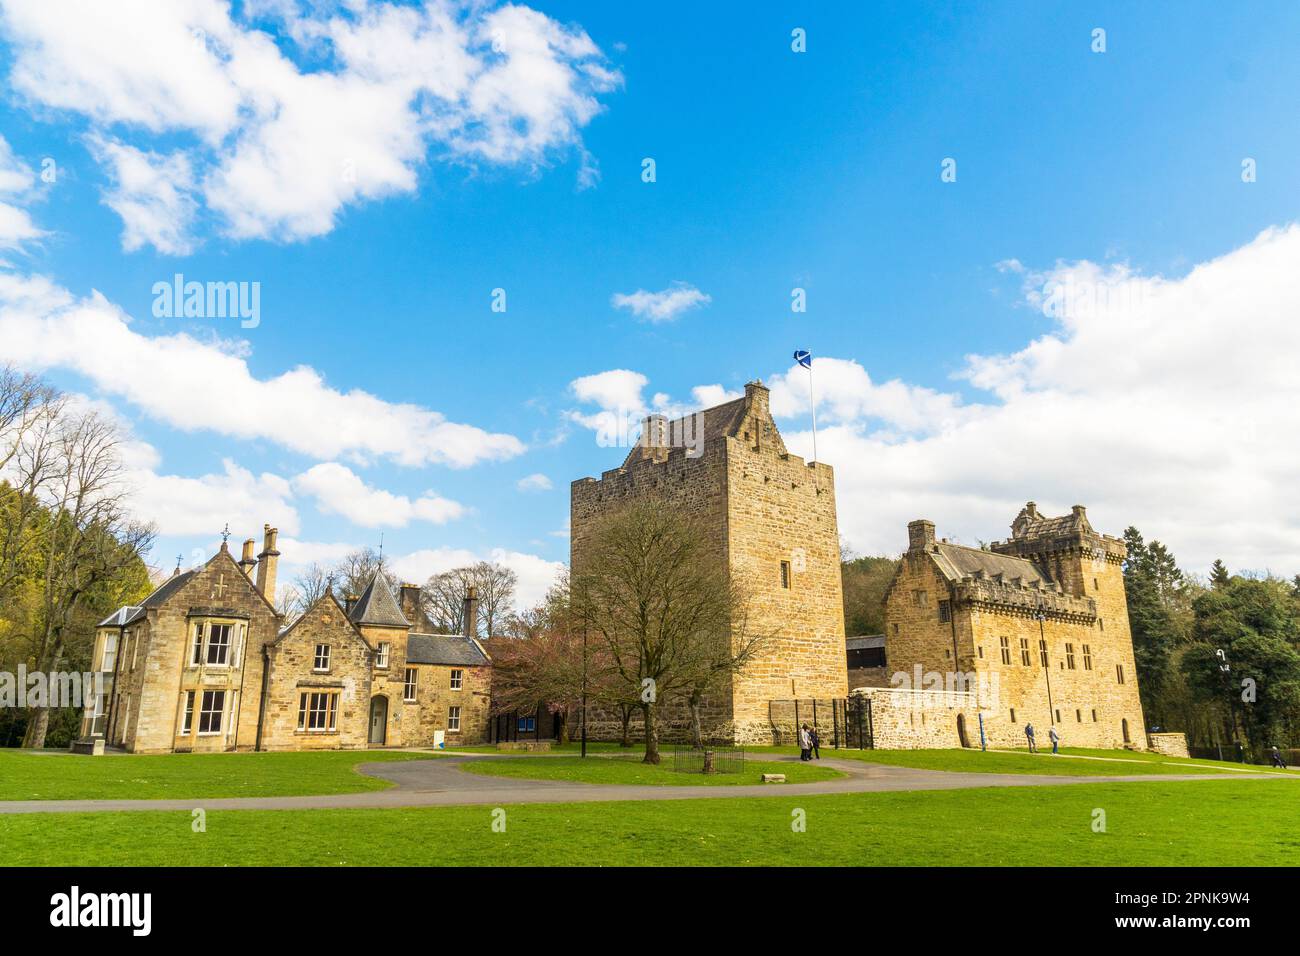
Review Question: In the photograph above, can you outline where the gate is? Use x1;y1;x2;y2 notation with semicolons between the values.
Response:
767;696;873;749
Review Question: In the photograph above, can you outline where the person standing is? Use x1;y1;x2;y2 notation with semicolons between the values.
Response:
809;726;821;760
1025;722;1037;753
798;723;811;761
1049;726;1060;755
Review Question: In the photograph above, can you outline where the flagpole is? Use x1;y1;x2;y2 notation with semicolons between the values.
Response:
807;361;818;464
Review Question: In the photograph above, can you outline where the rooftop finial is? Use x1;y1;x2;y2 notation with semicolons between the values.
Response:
220;523;231;545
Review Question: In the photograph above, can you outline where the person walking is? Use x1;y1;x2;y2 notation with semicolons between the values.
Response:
1270;745;1287;769
798;724;812;761
809;726;821;760
1025;722;1037;753
1049;726;1060;755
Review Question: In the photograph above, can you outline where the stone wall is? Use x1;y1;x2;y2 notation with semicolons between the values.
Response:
1148;732;1190;758
858;688;983;750
260;596;372;751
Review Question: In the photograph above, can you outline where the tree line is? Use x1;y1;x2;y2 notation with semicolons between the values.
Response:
0;367;154;749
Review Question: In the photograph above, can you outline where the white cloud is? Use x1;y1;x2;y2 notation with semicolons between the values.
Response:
126;457;299;537
565;370;740;449
293;461;465;528
610;281;710;323
390;545;564;614
774;226;1300;574
691;383;742;407
0;0;621;248
0;271;526;467
0;134;43;250
516;472;552;492
87;136;198;255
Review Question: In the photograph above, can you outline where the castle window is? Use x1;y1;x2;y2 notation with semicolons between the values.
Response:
1065;643;1076;670
1094;578;1099;591
297;691;338;732
448;705;462;732
1019;638;1031;666
1054;709;1061;724
313;643;331;672
450;669;463;691
1076;709;1082;722
181;690;195;735
938;600;951;623
1082;644;1093;670
1000;636;1011;665
780;561;791;589
892;624;899;636
404;667;418;702
978;646;984;659
198;690;225;735
912;589;928;607
1099;618;1104;631
1010;708;1016;722
206;624;231;666
375;643;390;669
1116;664;1125;685
1039;638;1048;667
1091;709;1098;722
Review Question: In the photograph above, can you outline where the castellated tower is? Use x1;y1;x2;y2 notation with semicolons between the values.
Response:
570;380;848;744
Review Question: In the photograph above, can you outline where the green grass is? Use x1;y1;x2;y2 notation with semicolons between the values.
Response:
2;779;1296;865
766;746;1286;777
0;749;445;800
462;754;843;786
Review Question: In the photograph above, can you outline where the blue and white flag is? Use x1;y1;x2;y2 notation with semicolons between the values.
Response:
793;349;812;369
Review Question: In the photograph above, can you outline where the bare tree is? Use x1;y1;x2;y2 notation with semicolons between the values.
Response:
423;561;518;636
571;500;755;764
0;371;63;604
20;408;155;748
289;562;332;614
331;547;397;602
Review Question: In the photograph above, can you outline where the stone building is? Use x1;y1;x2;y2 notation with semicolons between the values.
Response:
81;528;491;753
880;503;1147;750
570;380;848;744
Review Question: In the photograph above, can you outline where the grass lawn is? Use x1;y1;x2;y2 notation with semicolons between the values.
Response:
2;778;1295;866
766;746;1284;777
0;749;445;801
462;754;843;786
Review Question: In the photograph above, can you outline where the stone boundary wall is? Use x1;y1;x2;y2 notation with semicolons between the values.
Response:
1147;732;1190;758
857;687;983;750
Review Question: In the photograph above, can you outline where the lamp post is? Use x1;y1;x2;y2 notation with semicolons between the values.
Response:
580;623;588;759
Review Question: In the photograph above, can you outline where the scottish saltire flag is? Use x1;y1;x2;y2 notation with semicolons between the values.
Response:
794;349;812;368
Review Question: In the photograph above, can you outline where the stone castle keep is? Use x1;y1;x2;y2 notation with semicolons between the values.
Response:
571;380;849;744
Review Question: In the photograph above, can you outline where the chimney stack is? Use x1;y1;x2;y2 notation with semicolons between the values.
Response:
238;538;257;578
344;594;359;615
399;583;422;625
462;585;479;639
255;524;280;603
908;519;936;553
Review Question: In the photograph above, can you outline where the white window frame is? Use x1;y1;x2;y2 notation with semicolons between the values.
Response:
450;669;463;691
448;705;461;732
198;690;225;735
403;667;418;703
181;690;195;735
101;632;118;673
375;642;390;669
192;623;204;665
297;691;338;733
130;628;139;670
206;623;232;666
313;643;331;672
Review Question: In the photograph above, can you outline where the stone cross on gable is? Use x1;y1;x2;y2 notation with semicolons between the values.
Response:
211;573;228;600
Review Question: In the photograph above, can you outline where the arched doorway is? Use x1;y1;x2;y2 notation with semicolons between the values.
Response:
957;713;972;748
1121;718;1130;744
369;696;388;745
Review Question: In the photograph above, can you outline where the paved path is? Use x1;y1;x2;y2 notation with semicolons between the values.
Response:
0;752;1291;815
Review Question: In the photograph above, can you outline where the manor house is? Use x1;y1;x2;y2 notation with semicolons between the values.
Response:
80;528;491;753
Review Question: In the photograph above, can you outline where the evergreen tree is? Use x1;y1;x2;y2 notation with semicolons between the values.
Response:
1210;559;1230;589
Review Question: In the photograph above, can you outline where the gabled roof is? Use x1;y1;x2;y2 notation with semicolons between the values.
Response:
406;632;490;666
932;542;1052;589
141;569;199;609
97;606;146;628
275;591;372;650
347;573;409;628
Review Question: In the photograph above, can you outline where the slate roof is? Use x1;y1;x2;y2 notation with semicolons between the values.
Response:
97;606;146;628
932;542;1053;589
621;394;751;467
846;634;885;651
406;632;490;666
141;569;199;609
347;573;410;628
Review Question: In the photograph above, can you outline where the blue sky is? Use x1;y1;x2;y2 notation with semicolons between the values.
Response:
2;0;1299;606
